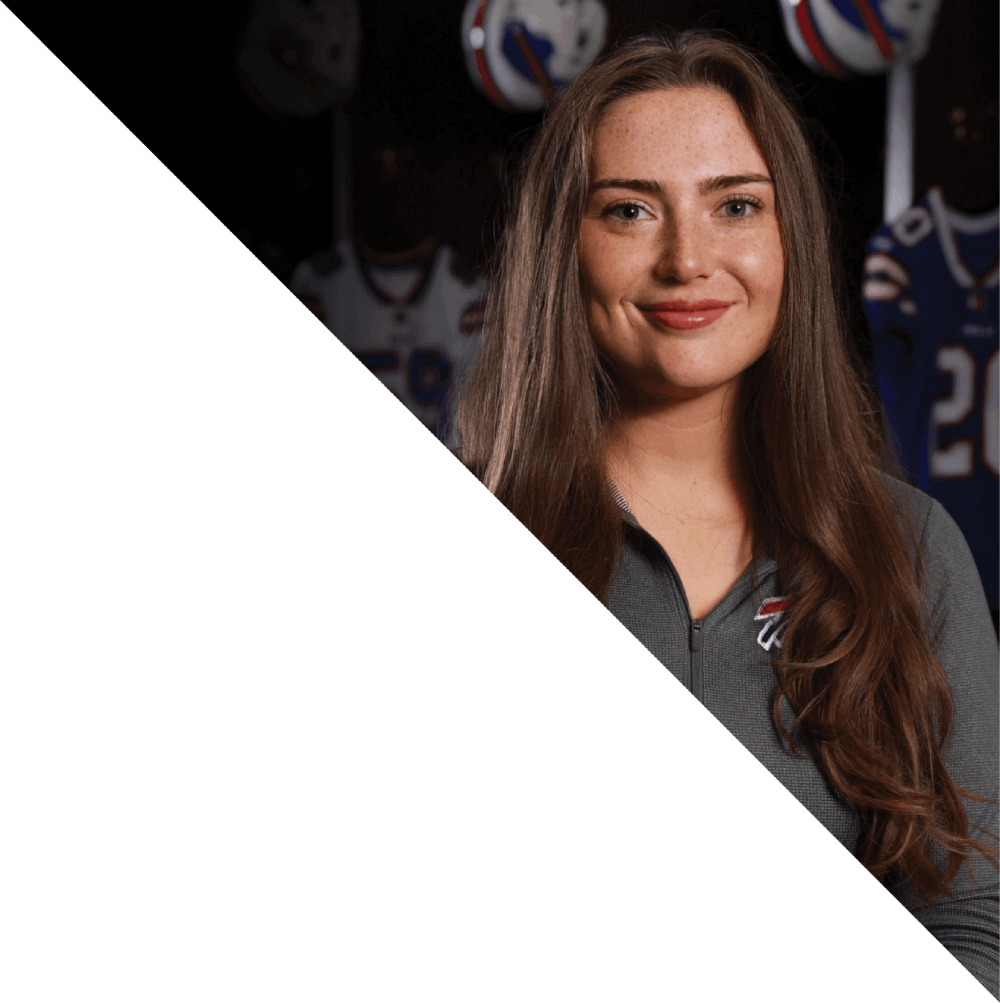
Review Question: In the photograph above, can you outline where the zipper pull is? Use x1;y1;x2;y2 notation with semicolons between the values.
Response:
689;618;704;651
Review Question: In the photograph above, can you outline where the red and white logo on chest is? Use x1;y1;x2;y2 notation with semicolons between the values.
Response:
754;597;790;651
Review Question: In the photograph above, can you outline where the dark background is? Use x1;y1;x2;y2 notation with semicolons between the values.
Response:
7;5;995;240
222;1;994;268
5;2;996;360
0;0;992;436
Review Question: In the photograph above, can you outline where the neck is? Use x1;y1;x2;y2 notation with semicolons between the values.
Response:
607;383;739;491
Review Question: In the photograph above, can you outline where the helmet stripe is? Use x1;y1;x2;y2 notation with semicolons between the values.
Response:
472;0;510;109
796;2;849;77
850;0;896;59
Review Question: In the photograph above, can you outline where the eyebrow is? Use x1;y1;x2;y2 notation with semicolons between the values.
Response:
589;173;773;196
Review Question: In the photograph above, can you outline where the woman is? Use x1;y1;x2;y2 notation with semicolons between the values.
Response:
455;31;999;995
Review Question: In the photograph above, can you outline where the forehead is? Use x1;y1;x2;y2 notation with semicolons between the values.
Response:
591;87;768;176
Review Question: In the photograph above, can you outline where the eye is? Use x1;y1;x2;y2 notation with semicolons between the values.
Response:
717;195;764;219
604;201;650;223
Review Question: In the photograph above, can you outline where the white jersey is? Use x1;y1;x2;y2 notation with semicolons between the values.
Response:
290;240;486;438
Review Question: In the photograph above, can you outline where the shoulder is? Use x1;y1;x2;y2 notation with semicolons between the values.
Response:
879;487;999;941
881;474;978;572
880;473;934;528
878;477;994;649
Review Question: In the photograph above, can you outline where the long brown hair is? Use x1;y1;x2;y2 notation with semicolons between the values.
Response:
455;31;997;902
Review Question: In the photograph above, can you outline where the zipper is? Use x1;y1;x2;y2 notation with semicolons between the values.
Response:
623;520;721;705
689;618;704;703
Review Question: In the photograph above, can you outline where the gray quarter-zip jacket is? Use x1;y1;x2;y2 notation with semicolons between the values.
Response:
605;476;999;997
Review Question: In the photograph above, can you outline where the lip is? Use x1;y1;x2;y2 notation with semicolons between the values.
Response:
642;300;731;330
646;300;730;311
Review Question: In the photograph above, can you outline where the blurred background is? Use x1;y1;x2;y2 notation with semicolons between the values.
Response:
5;0;997;627
224;0;990;288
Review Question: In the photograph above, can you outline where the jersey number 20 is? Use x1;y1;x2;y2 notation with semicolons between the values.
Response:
932;345;999;478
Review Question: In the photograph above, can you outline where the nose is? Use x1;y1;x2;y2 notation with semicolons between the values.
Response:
653;210;712;285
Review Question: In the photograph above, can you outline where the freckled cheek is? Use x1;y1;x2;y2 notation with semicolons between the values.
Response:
581;253;627;317
735;245;784;305
582;239;642;309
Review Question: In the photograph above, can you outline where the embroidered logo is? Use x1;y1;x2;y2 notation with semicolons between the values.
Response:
754;597;790;651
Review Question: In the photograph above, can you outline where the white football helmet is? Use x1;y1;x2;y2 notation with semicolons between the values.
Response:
461;0;608;112
777;0;941;77
237;0;361;118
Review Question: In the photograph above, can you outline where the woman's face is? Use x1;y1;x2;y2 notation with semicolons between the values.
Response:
579;86;784;406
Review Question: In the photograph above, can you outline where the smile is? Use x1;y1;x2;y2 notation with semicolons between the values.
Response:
643;300;731;330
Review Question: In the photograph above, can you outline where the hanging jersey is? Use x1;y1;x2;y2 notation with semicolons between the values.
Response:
863;186;999;609
289;240;486;439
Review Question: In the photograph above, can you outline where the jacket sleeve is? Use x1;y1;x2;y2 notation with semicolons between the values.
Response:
895;493;999;998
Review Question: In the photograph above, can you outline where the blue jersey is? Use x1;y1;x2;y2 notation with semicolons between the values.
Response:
863;186;998;610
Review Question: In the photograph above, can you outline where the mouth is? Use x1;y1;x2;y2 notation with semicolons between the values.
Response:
641;300;731;330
